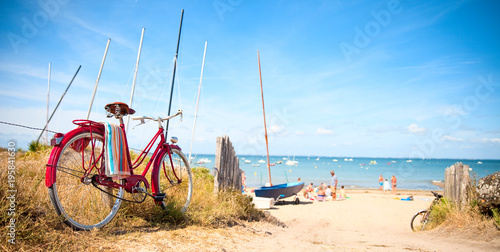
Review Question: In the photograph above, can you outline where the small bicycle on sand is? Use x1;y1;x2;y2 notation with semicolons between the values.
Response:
45;102;193;231
410;191;443;231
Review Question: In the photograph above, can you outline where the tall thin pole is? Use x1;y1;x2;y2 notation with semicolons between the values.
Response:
87;38;111;120
37;65;81;142
257;50;272;186
126;28;145;133
45;62;51;144
188;41;207;163
165;9;184;139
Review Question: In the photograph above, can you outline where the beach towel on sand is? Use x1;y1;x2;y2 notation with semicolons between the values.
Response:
103;121;131;179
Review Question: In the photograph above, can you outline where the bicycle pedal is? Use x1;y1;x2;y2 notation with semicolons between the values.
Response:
154;193;166;201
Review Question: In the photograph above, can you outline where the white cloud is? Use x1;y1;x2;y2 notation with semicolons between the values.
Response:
407;123;426;134
441;135;463;142
479;138;500;144
269;124;285;134
295;130;305;136
316;128;334;135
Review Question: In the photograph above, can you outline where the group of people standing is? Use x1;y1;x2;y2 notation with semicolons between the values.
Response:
378;174;397;194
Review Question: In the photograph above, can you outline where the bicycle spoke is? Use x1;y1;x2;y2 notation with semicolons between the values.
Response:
48;131;122;231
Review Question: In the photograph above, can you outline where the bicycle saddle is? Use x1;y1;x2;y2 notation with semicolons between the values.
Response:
105;102;136;118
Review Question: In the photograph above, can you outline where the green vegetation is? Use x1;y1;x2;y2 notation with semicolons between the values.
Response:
27;140;51;153
492;208;500;228
0;148;264;251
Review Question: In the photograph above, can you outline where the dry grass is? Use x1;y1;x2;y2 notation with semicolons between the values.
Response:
0;148;266;251
427;195;499;241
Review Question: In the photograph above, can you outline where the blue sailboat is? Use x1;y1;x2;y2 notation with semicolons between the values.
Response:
254;51;304;204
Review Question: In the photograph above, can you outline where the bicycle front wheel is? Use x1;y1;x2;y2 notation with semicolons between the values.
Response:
411;209;429;232
48;130;124;231
155;148;193;213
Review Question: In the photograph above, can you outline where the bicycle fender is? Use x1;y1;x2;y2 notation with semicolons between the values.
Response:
45;126;104;187
151;148;167;195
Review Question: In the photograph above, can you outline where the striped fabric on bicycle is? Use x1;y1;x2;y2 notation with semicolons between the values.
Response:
103;121;131;179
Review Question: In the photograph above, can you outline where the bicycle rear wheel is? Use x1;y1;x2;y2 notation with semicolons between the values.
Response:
155;148;193;213
411;209;429;231
48;131;124;231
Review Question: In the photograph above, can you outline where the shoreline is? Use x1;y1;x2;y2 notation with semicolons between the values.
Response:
246;180;445;194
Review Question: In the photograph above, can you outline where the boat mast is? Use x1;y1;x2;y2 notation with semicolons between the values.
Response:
188;41;207;163
87;38;111;120
165;9;184;140
257;50;272;186
37;65;81;143
45;62;51;144
126;28;145;133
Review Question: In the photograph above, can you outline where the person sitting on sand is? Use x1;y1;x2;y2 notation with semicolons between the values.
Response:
325;185;332;201
339;185;346;198
317;185;326;202
303;183;313;199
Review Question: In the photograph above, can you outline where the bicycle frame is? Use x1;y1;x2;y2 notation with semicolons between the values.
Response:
45;118;183;199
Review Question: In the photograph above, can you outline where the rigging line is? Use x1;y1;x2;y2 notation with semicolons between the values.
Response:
0;121;58;134
176;57;182;109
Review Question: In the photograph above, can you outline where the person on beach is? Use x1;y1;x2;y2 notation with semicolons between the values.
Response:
330;170;338;201
241;171;246;192
340;185;346;198
379;175;384;191
303;183;313;199
325;185;332;201
317;185;326;202
391;175;397;194
383;179;391;193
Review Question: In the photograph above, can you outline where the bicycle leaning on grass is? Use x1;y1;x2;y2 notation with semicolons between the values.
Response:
45;102;193;231
410;191;443;231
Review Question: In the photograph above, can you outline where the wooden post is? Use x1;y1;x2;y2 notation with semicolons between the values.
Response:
444;162;470;210
214;136;242;193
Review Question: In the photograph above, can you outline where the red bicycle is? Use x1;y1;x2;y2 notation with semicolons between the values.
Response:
45;102;193;231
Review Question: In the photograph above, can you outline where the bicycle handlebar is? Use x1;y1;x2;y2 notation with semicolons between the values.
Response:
431;191;443;199
131;109;183;124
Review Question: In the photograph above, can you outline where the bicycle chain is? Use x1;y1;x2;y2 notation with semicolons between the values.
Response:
91;176;148;204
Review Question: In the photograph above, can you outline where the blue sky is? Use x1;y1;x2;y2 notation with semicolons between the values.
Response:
1;0;499;159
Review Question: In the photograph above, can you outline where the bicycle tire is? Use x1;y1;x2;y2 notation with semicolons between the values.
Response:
154;148;193;213
411;209;429;232
48;130;124;231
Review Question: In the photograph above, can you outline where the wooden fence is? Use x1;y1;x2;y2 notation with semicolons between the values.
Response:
214;135;242;193
444;162;470;210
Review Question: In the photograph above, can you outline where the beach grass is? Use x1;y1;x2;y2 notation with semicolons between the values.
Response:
0;147;264;251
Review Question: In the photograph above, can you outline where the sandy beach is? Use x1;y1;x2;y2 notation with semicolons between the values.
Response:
218;189;498;251
112;189;499;251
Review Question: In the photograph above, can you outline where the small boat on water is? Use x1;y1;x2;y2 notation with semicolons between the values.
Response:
252;164;260;167
244;160;251;164
406;160;413;163
258;159;266;163
197;158;211;164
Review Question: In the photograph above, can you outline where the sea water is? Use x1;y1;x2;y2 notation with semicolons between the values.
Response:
190;155;500;190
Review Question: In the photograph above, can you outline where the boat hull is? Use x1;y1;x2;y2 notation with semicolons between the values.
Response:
254;182;304;199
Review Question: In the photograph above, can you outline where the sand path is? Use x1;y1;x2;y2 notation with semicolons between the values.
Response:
234;191;500;251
